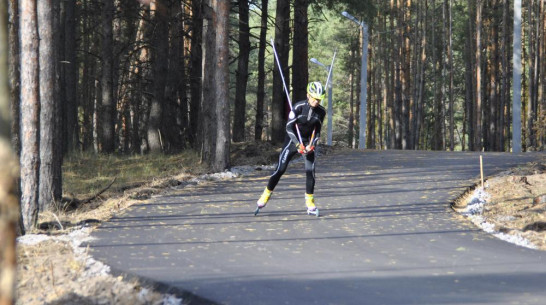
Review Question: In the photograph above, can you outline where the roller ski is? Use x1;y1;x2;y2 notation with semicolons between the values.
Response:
306;193;320;217
254;188;272;216
307;207;319;217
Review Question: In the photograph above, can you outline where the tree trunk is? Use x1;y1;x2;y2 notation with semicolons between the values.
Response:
440;0;448;151
369;43;376;149
148;0;169;153
189;0;203;148
164;1;184;151
393;1;402;149
526;0;536;149
447;0;454;151
178;2;189;147
80;0;92;151
201;1;216;163
465;0;475;151
499;0;509;151
380;12;388;149
537;1;546;151
410;0;420;150
233;0;250;142
19;0;40;231
474;0;483;150
292;0;308;102
271;0;290;144
401;0;411;150
255;0;268;141
355;37;361;148
431;0;443;150
62;0;78;153
388;1;396;149
213;0;230;171
38;0;61;211
128;4;151;153
115;0;140;153
368;36;375;149
415;0;427;150
530;0;541;149
488;0;500;151
101;0;115;152
52;0;62;201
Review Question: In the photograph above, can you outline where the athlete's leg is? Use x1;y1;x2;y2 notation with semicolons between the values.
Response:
257;138;297;210
304;151;316;194
267;138;298;191
303;152;318;213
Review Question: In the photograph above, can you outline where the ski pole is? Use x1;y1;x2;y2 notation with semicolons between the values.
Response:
270;39;304;146
308;128;317;154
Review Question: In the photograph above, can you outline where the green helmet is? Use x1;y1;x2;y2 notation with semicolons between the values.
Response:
307;81;325;100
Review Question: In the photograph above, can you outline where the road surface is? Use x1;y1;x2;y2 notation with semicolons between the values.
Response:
88;150;546;305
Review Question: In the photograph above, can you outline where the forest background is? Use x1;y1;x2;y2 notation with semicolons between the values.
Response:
0;0;544;303
0;0;545;275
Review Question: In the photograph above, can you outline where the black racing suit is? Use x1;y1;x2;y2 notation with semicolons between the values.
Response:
266;99;326;194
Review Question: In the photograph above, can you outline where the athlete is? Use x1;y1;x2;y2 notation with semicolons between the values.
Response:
255;81;327;216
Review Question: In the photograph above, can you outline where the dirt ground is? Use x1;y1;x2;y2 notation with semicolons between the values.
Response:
453;154;546;250
16;147;546;305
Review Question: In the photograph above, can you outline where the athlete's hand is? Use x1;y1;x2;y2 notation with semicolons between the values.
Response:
297;143;306;154
306;145;315;153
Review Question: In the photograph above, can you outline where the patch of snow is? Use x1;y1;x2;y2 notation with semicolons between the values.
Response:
480;221;496;233
188;164;275;184
459;187;537;250
138;288;150;302
230;165;275;175
460;188;490;217
17;233;51;246
492;231;536;249
162;294;184;305
191;169;237;183
137;288;183;305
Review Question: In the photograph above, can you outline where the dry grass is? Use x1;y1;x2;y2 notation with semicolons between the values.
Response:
32;150;209;232
62;150;207;199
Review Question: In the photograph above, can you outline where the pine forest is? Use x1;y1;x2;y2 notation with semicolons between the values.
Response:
4;0;546;230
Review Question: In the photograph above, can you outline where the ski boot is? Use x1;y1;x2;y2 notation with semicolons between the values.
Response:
254;188;272;216
305;193;320;217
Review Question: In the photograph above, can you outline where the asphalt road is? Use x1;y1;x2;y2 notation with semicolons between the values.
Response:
88;150;546;305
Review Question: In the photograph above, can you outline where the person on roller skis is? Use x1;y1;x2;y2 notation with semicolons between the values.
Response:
255;81;327;216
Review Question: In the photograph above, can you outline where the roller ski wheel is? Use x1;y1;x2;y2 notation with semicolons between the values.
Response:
254;206;262;216
254;202;267;216
307;208;319;217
